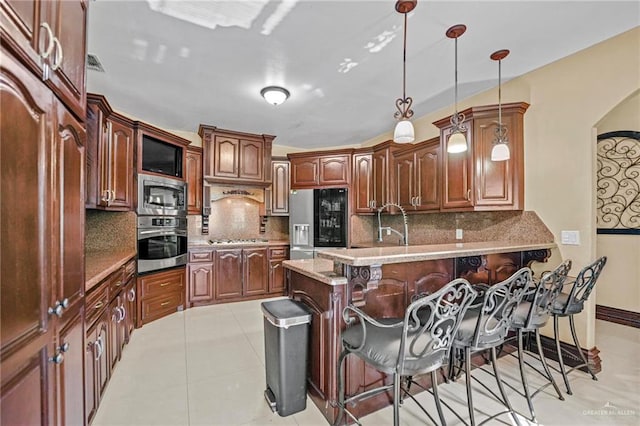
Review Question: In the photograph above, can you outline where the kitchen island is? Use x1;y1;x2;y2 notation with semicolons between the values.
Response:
283;241;556;424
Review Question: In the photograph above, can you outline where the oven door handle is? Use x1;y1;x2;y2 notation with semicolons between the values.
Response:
138;229;187;238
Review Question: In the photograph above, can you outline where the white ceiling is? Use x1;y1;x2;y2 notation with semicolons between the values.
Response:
87;1;639;149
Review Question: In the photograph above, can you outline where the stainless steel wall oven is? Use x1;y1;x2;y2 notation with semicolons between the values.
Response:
137;216;187;274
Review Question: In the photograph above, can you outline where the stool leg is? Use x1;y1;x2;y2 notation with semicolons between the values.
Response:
569;314;598;381
431;370;447;426
491;347;521;426
534;329;564;401
393;373;401;426
517;329;536;421
464;347;476;426
334;350;348;426
554;315;573;395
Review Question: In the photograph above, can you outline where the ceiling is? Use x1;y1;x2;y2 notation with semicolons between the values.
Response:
87;1;639;150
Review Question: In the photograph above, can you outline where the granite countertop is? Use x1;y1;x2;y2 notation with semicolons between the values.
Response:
85;249;136;291
316;241;557;266
188;239;289;249
283;258;348;286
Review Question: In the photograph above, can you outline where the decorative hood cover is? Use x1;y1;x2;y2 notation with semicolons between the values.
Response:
208;185;264;203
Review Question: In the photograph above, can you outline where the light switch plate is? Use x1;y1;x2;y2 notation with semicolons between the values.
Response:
456;229;463;240
561;230;580;245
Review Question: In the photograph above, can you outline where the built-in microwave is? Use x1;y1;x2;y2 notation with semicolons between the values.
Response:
137;173;187;217
141;134;183;178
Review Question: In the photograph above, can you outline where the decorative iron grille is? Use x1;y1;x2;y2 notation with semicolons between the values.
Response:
596;131;640;234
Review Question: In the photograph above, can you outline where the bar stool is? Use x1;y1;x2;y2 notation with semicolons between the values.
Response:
334;279;477;426
506;259;572;421
448;267;531;426
550;256;607;395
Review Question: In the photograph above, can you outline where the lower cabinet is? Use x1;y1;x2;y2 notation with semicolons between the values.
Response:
268;246;289;293
85;310;109;425
55;307;85;426
137;266;185;327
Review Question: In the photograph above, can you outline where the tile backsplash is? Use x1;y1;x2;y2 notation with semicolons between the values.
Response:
85;210;137;252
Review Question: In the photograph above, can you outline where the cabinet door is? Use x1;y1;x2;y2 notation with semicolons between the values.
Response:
239;139;263;181
213;136;239;178
84;321;98;425
1;50;56;425
124;278;136;342
95;315;109;399
0;0;47;77
394;151;415;210
243;248;268;296
414;142;440;211
85;101;102;208
290;158;319;188
271;160;290;215
108;119;134;209
441;125;473;209
474;114;516;208
107;295;123;372
188;262;214;304
319;155;349;186
352;153;373;213
46;0;87;119
186;147;203;214
55;308;85;426
269;260;285;293
214;249;243;300
372;149;391;209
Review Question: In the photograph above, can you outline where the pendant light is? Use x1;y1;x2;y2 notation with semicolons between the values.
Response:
446;24;468;153
490;49;510;161
392;0;417;144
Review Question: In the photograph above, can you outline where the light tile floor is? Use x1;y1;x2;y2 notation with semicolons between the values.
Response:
94;298;640;425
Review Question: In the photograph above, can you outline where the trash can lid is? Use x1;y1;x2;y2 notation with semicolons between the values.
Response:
261;299;311;328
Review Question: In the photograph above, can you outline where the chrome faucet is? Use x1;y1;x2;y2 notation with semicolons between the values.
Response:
376;202;409;246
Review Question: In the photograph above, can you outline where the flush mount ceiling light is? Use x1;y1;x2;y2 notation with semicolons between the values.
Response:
446;24;468;153
392;0;417;144
490;49;510;161
260;86;290;105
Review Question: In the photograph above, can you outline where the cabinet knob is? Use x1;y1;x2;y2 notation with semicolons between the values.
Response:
59;342;70;353
48;299;67;317
61;298;69;308
49;352;64;364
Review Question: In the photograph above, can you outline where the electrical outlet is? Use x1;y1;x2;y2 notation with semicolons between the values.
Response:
386;228;391;236
455;228;463;240
561;230;580;245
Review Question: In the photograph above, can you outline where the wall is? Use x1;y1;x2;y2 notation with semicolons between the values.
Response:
595;90;640;313
358;27;640;347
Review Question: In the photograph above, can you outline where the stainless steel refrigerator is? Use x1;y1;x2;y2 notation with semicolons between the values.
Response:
289;188;348;260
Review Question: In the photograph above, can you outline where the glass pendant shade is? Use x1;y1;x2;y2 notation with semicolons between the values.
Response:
393;119;415;143
491;142;510;161
447;130;467;153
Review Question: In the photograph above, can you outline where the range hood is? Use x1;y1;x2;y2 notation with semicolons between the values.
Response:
207;184;264;203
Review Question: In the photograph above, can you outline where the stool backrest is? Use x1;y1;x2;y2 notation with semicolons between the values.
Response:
565;256;607;313
398;279;476;373
523;260;572;328
471;267;532;349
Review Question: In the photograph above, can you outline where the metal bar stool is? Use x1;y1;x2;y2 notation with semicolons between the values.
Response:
550;256;607;395
334;279;477;426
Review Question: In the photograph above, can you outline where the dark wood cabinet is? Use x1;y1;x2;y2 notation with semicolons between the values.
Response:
186;146;203;214
289;149;353;189
199;125;275;185
352;141;403;213
434;102;528;211
268;246;289;294
123;275;136;342
393;138;440;211
214;249;243;300
188;253;215;306
352;150;373;213
86;93;135;210
243;248;268;296
270;160;290;215
55;308;85;426
85;310;108;425
137;267;185;327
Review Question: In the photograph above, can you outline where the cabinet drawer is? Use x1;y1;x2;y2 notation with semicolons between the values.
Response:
86;284;109;327
269;247;289;259
123;258;136;283
106;268;125;299
139;292;184;325
189;250;214;262
138;268;185;299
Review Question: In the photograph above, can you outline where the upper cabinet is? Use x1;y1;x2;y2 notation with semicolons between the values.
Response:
393;138;440;212
270;160;290;216
86;94;134;210
352;141;403;213
288;149;353;189
198;125;274;186
186;146;203;215
434;102;529;211
0;0;87;120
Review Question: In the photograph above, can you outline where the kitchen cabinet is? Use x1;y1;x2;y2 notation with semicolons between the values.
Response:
434;102;528;211
186;145;203;214
393;138;440;211
269;160;290;215
137;267;185;327
1;42;86;425
85;310;108;425
0;0;87;120
86;93;135;210
268;246;289;294
288;149;353;189
352;141;403;213
214;249;243;300
352;150;373;213
199;125;275;185
188;250;215;306
55;308;85;426
243;248;268;296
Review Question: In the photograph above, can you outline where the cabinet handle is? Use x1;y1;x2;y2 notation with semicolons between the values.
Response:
61;298;69;308
59;342;70;353
50;37;63;71
127;288;136;302
417;196;421;206
48;299;67;317
118;306;126;321
94;301;104;310
160;301;170;307
466;189;471;201
110;190;116;202
49;352;64;365
95;337;103;361
159;282;170;287
39;23;55;60
115;280;122;287
101;190;110;202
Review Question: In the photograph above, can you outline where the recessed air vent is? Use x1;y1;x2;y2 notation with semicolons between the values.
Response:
87;53;105;72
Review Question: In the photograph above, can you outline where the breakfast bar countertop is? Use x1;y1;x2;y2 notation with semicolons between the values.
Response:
316;241;557;267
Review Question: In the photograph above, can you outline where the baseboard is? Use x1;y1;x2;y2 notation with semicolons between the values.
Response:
596;305;640;329
531;336;601;375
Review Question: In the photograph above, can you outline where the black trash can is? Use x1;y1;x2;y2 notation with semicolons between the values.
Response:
261;299;312;417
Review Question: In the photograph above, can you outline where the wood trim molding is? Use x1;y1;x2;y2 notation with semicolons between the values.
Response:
532;335;601;375
596;304;640;329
